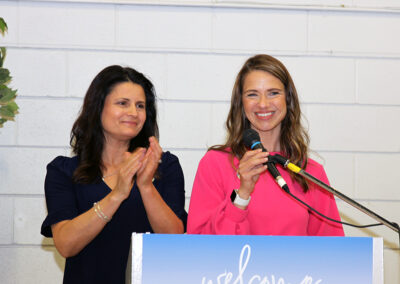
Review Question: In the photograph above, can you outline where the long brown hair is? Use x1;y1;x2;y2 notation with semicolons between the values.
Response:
70;65;159;184
211;54;310;192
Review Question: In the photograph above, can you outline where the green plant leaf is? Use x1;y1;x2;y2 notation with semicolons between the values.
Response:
6;101;18;112
0;105;16;119
0;47;6;67
0;86;17;104
0;118;7;127
0;18;19;127
0;67;11;85
0;101;18;118
0;18;8;36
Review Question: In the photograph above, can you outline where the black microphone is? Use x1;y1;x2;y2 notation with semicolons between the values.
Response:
242;129;290;193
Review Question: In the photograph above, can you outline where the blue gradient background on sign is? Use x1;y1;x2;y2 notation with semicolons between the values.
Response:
139;235;372;284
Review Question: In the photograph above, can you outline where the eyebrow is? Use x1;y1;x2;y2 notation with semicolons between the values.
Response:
115;98;146;104
243;88;283;93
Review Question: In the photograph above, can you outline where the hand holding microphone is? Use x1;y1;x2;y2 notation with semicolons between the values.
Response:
233;129;290;209
242;129;290;193
236;148;269;201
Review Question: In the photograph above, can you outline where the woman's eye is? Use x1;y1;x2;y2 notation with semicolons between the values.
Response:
246;93;258;97
270;91;280;96
117;101;127;106
137;103;145;109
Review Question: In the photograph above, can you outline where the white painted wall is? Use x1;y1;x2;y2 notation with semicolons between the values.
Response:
0;0;399;283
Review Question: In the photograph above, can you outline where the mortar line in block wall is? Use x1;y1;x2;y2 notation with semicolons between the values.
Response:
4;45;400;60
28;0;400;14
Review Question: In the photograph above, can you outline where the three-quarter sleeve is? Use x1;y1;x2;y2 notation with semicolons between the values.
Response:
156;152;188;230
187;151;251;235
41;156;79;237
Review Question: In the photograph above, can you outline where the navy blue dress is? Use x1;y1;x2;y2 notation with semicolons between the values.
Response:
41;151;187;284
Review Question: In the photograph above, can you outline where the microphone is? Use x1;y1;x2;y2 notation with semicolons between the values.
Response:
269;153;302;174
242;129;290;192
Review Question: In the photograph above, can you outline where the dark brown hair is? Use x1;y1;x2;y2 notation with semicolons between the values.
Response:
211;54;310;191
70;65;158;183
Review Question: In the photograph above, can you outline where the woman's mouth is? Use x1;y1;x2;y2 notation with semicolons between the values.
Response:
256;111;273;118
122;121;138;126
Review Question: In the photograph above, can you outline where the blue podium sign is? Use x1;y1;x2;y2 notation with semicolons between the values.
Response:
128;234;383;284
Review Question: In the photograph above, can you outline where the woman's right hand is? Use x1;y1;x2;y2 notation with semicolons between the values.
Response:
236;149;269;201
112;147;146;201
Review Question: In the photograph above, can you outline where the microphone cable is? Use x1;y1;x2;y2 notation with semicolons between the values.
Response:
270;154;400;247
242;128;390;230
268;158;385;229
283;185;383;229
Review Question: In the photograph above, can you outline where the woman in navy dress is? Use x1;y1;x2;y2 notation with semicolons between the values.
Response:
41;65;187;283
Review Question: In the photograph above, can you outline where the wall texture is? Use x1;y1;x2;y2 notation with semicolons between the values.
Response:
0;0;399;283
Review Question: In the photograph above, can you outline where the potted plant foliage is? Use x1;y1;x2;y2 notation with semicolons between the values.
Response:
0;17;18;128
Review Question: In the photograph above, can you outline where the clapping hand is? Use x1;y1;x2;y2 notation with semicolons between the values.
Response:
113;147;146;200
136;136;162;189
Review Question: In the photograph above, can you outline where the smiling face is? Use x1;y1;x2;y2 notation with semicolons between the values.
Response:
242;70;287;142
101;81;146;143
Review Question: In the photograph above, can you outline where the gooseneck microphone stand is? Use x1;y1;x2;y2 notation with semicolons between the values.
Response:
271;154;400;245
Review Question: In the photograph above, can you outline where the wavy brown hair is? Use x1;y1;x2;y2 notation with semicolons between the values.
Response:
211;54;310;192
70;65;159;184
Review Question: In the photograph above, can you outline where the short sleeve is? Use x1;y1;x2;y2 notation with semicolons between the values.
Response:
41;156;79;237
156;152;188;230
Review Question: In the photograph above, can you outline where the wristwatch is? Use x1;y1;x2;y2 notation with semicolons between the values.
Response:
230;189;251;207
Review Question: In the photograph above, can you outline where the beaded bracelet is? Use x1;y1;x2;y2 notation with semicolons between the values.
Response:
93;202;111;222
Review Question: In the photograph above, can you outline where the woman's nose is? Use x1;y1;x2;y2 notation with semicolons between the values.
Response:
128;105;138;116
258;95;269;108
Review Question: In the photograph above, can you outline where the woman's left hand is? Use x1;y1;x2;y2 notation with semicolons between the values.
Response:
135;137;184;233
136;136;162;188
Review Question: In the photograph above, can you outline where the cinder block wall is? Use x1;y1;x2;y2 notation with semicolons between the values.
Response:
0;0;399;283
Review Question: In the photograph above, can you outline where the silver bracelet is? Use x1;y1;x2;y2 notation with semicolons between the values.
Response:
93;202;111;222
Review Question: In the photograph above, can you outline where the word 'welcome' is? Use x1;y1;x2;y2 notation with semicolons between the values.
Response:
201;244;322;284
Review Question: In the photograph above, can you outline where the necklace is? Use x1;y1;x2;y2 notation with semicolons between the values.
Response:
102;171;118;181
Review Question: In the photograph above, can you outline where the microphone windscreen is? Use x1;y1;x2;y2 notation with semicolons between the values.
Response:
242;128;260;148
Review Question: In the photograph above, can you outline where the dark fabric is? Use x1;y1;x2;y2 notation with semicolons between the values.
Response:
41;151;187;284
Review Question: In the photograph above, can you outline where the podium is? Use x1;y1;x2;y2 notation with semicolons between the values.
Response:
127;234;383;284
